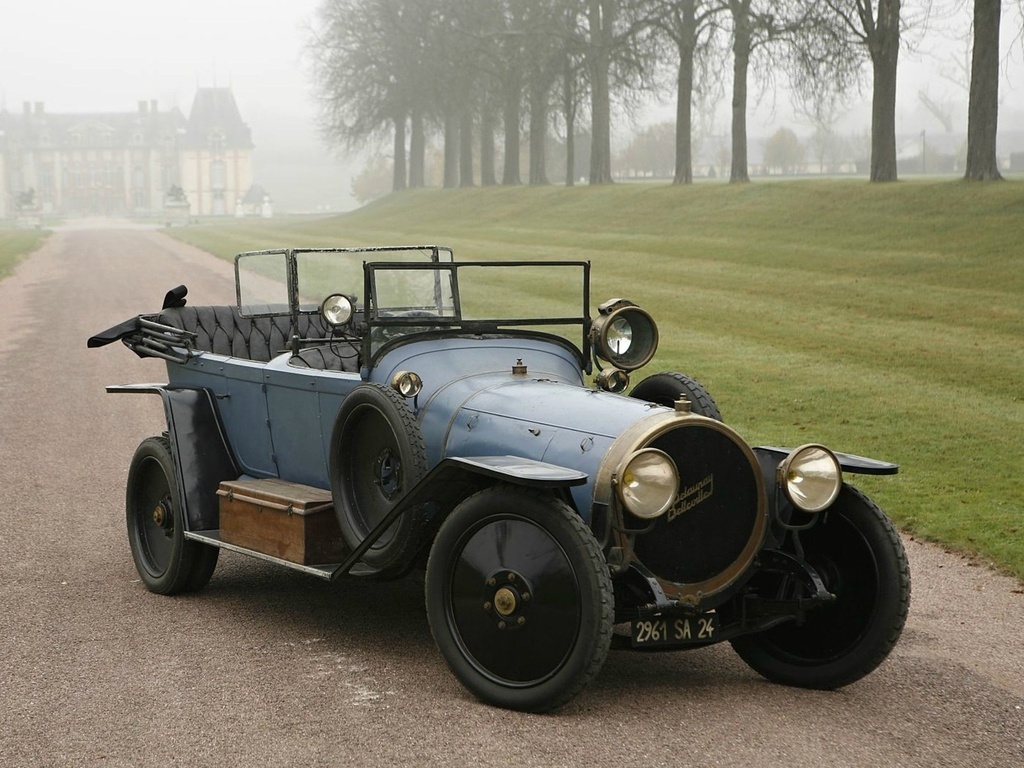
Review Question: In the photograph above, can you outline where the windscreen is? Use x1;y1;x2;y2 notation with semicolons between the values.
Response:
236;246;452;318
454;262;588;327
295;246;450;313
368;261;589;353
236;250;290;317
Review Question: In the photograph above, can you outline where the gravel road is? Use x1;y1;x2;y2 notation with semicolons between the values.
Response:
1;225;1021;768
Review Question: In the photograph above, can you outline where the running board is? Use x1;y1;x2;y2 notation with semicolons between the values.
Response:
184;530;378;580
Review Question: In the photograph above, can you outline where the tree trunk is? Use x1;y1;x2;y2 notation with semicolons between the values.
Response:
502;76;522;185
563;55;576;186
729;1;751;183
868;0;900;182
392;113;407;191
460;110;475;187
480;109;497;186
674;2;698;185
443;113;459;188
588;0;614;184
529;76;550;185
409;109;425;188
965;0;1003;181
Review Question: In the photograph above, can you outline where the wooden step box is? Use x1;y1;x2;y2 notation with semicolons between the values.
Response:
217;478;347;565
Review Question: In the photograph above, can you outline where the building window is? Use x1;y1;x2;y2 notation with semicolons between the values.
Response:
211;160;225;191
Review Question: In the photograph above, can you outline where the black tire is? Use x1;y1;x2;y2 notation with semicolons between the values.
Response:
126;436;218;595
330;384;428;571
425;486;614;712
730;485;910;689
630;371;722;420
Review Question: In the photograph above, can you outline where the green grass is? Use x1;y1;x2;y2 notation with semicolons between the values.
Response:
0;229;49;279
168;179;1024;582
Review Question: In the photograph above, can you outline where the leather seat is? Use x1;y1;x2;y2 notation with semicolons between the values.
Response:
158;306;332;363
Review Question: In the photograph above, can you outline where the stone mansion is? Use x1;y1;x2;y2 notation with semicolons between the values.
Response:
0;88;256;219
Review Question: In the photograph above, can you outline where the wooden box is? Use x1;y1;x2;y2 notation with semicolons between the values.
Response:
217;478;347;565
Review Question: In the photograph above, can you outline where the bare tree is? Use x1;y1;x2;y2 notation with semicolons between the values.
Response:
552;3;589;186
505;1;576;185
585;0;616;183
965;0;1003;180
814;1;903;182
581;0;656;184
310;0;417;191
721;1;820;183
651;1;723;184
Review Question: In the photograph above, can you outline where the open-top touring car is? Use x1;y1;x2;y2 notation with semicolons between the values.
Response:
89;245;910;712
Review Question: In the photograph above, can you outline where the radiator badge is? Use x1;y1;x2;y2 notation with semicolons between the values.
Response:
667;474;714;523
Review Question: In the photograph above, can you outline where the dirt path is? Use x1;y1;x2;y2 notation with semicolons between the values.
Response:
0;227;1021;768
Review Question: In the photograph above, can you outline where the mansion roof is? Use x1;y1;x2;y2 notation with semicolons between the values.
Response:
0;88;252;152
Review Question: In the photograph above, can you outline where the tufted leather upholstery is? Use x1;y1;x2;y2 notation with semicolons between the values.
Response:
289;344;360;372
158;306;334;363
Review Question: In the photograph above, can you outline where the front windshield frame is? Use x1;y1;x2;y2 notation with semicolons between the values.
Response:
235;245;454;319
364;260;592;368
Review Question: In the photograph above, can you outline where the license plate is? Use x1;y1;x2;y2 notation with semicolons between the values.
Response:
630;613;718;648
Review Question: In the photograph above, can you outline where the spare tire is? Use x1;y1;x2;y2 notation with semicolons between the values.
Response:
329;384;428;570
629;371;722;421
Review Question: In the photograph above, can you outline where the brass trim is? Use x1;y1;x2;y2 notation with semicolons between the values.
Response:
595;411;768;605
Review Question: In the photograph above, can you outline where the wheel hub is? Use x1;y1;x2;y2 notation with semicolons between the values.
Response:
151;498;174;532
373;449;401;499
493;587;517;616
483;571;532;629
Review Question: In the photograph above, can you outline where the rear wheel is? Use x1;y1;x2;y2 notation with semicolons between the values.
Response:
730;486;910;688
630;371;722;420
330;384;428;571
425;486;613;712
126;436;218;595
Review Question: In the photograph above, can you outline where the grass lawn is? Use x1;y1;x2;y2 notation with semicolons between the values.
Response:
0;229;49;280
167;179;1024;582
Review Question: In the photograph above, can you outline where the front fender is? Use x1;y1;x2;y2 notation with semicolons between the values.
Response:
752;445;898;544
754;446;899;476
333;454;588;579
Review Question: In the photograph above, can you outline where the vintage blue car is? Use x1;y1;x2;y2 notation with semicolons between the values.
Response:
89;245;910;712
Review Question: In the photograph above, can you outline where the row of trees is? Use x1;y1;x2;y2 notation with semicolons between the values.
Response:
309;0;1011;190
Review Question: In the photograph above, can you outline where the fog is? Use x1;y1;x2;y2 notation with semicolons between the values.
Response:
1;0;357;212
2;1;1022;213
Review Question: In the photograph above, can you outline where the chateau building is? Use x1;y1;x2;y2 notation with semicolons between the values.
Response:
0;88;254;219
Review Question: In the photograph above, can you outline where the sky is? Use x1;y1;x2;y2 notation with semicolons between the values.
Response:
0;0;320;116
0;0;355;211
1;0;1022;202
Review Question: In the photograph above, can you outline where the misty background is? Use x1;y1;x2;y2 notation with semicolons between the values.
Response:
2;0;1021;212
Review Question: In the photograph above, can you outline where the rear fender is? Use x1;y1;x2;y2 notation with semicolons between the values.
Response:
107;384;238;530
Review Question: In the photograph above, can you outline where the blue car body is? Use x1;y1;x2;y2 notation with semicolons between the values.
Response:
90;245;910;712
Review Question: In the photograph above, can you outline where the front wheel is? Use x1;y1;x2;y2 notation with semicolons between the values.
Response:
126;436;218;595
425;486;613;712
730;485;910;688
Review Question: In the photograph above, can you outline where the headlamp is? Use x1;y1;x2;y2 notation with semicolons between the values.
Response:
321;294;354;327
592;299;659;371
779;444;842;512
617;448;679;520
